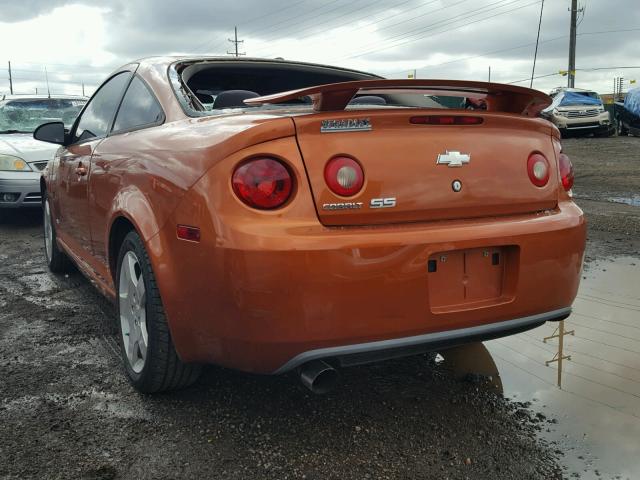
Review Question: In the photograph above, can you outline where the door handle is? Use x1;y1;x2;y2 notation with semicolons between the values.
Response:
75;163;87;176
60;154;79;162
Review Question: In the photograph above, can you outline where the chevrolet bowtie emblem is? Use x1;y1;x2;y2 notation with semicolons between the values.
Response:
436;150;471;167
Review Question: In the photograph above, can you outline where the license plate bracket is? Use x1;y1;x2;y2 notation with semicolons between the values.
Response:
427;246;517;313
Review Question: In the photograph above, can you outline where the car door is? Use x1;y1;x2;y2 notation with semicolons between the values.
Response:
87;74;165;280
55;71;133;257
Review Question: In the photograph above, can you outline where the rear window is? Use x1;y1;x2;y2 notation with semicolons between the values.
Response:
172;61;448;115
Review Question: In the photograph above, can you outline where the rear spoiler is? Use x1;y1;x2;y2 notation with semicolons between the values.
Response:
244;79;552;117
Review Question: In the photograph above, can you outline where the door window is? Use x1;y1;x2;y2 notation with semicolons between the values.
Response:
72;72;132;143
112;76;164;132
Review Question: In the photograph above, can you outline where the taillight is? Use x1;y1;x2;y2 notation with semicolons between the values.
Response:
558;153;574;191
324;156;364;197
232;157;293;209
527;153;550;187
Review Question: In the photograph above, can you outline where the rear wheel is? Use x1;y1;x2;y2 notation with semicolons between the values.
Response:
116;230;201;393
43;194;72;273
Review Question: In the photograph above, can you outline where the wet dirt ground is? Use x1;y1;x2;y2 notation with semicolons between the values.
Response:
0;135;638;479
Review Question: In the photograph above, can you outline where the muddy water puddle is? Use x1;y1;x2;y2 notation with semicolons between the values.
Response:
446;256;640;479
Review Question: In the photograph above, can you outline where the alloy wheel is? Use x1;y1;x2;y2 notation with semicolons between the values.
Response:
118;251;148;373
44;199;53;263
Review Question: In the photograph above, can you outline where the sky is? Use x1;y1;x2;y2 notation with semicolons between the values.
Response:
0;0;638;97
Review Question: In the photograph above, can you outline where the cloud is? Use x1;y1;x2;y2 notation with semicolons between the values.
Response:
1;0;639;95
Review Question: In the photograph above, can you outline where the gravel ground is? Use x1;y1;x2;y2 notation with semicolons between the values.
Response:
0;135;637;480
566;136;640;260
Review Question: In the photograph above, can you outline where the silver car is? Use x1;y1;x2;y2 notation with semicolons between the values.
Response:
0;95;87;210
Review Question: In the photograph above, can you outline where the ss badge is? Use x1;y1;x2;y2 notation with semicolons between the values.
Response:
370;197;396;209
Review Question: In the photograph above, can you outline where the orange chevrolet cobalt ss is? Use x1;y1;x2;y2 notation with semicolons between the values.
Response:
35;57;585;393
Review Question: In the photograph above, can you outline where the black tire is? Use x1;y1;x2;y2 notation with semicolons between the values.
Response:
116;230;201;393
594;127;613;138
43;193;72;273
617;119;629;136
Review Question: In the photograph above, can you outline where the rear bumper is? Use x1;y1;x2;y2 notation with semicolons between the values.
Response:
151;199;586;374
0;177;42;208
274;307;570;373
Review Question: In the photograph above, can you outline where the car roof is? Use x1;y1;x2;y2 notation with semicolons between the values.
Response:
136;55;382;79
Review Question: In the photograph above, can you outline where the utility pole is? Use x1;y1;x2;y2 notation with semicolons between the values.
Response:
82;82;85;96
45;67;51;97
8;61;13;95
227;26;245;57
488;66;491;83
567;0;578;88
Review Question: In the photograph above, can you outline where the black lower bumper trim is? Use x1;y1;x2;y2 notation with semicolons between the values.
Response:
274;307;572;374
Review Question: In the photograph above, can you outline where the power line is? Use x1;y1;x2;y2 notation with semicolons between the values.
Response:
199;0;344;54
384;27;640;78
337;0;541;61
250;0;397;56
192;0;312;52
286;0;435;45
252;0;378;47
495;339;640;401
506;334;640;384
490;349;640;421
578;293;640;308
521;331;640;373
530;0;545;88
572;311;640;331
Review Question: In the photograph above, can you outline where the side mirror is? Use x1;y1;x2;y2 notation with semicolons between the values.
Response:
34;122;66;145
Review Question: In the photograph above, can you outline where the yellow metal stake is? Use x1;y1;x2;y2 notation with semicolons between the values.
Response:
543;320;574;388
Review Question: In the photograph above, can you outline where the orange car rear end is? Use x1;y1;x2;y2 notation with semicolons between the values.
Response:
152;82;585;382
38;59;585;393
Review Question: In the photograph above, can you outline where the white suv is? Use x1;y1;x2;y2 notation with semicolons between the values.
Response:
542;88;613;137
0;95;87;211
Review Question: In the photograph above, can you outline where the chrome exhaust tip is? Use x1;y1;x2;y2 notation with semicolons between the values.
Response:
299;360;339;394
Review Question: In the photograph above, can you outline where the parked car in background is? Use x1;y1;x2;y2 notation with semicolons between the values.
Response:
35;57;585;394
614;87;640;137
542;87;613;137
0;95;87;212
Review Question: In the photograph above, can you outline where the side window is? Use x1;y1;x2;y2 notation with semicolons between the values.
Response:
73;72;131;143
112;76;164;132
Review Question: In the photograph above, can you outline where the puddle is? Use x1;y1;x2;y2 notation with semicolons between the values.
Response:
607;196;640;207
1;388;150;421
445;256;640;479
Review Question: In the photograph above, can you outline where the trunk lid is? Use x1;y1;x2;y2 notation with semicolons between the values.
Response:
292;110;559;226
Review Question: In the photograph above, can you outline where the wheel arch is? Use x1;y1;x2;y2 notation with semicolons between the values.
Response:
108;215;138;283
106;186;164;283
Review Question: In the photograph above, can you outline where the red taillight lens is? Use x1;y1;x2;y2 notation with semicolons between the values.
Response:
232;157;293;209
324;156;364;197
410;115;483;125
558;153;574;191
527;153;550;187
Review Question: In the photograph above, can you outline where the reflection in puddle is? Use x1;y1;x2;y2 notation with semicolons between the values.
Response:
440;342;503;393
607;195;640;207
458;256;640;479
